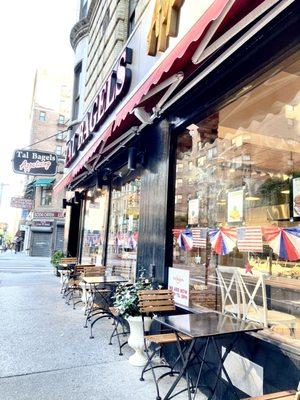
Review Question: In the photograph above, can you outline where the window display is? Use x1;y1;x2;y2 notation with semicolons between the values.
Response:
173;52;300;347
106;177;140;281
81;188;108;264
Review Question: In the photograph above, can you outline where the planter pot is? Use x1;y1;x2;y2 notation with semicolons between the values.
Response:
53;265;60;277
127;316;152;367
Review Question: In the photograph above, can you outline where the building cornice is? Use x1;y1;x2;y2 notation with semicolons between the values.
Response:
70;17;89;50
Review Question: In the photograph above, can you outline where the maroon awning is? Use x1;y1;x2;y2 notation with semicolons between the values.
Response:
54;0;268;193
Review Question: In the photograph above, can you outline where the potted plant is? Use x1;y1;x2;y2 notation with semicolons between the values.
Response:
51;250;64;277
113;273;154;366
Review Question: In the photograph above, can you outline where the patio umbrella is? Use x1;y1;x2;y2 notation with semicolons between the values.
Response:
208;227;237;255
177;229;193;251
263;226;300;261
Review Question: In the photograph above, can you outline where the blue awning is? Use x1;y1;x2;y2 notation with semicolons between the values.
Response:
34;178;55;187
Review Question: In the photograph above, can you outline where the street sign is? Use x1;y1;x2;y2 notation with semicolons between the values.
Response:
12;150;58;176
10;197;33;210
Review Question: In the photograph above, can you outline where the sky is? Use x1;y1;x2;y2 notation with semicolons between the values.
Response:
0;0;77;230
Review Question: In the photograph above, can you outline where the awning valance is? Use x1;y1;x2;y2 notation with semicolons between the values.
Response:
34;178;55;187
54;0;285;194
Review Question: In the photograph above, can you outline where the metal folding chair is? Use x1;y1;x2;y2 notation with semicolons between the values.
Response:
138;289;191;400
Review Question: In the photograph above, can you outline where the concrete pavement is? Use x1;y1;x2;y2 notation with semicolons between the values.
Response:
0;252;204;400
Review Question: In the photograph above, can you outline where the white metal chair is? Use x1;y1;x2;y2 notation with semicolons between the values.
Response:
217;266;297;335
216;266;244;319
237;268;297;335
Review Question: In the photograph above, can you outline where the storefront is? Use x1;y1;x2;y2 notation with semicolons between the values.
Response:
57;0;300;396
28;211;65;257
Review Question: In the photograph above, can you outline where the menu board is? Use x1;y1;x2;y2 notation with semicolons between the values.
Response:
227;189;244;223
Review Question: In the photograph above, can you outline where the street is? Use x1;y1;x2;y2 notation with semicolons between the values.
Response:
0;253;195;400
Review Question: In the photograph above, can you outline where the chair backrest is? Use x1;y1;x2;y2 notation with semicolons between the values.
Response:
236;268;268;327
112;264;133;280
138;289;176;314
216;266;243;319
75;264;95;274
83;266;106;277
60;257;77;264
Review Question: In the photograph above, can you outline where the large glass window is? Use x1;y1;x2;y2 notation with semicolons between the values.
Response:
81;189;109;264
107;177;140;281
172;52;300;348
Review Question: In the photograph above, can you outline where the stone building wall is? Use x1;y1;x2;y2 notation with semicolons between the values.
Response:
84;0;150;109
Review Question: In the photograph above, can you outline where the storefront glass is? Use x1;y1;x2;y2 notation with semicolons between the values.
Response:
172;52;300;348
106;177;140;281
81;188;108;264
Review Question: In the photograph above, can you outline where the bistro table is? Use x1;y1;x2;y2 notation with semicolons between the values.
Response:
81;275;128;338
155;311;263;400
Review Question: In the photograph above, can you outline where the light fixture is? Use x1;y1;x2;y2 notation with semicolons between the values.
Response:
245;195;260;201
128;147;137;171
281;190;290;194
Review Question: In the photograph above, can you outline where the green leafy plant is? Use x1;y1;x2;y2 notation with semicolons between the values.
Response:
51;250;64;266
113;271;154;318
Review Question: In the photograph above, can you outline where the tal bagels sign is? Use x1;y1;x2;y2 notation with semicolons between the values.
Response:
13;150;58;176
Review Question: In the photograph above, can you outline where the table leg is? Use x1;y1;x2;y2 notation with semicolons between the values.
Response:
163;339;196;400
209;335;240;400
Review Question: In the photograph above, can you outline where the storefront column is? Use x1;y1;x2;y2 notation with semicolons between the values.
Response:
102;181;112;267
66;203;81;257
137;120;176;284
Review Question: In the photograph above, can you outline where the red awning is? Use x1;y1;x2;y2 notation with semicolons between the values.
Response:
54;0;266;193
113;0;235;129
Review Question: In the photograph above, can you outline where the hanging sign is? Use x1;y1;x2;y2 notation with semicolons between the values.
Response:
13;150;57;176
188;198;199;225
10;197;33;210
227;189;244;223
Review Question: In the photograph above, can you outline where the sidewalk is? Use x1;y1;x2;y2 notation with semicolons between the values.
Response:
0;254;204;400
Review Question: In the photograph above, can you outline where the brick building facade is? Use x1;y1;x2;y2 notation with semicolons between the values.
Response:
23;69;72;257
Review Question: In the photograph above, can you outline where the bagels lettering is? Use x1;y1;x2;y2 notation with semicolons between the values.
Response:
66;48;132;167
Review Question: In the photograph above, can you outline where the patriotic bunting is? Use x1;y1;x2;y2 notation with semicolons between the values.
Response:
208;227;237;255
177;230;193;251
172;224;300;260
237;226;263;253
172;228;184;238
191;228;207;248
263;226;300;261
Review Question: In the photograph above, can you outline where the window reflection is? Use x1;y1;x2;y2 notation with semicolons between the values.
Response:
81;189;108;264
173;52;300;347
106;177;140;281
